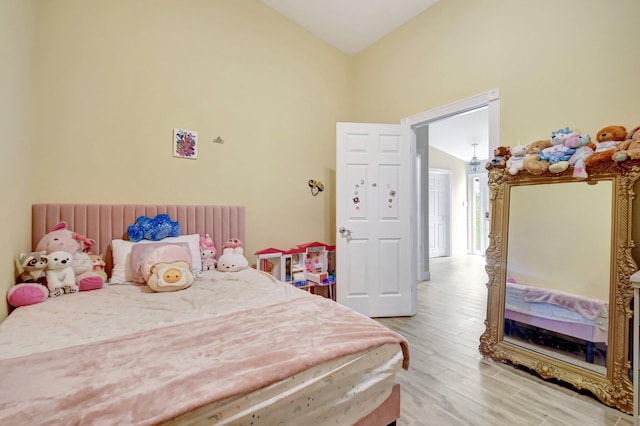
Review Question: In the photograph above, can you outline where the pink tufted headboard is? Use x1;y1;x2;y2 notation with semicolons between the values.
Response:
32;204;245;275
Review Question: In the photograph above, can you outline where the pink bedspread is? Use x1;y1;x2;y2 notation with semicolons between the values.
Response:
0;296;409;425
523;286;607;320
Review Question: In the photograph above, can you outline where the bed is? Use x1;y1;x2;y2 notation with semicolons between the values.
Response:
504;281;608;363
0;204;409;425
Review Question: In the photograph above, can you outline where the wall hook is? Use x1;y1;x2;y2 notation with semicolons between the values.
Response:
212;136;224;144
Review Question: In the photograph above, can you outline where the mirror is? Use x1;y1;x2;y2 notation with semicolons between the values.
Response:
505;181;611;374
479;163;639;413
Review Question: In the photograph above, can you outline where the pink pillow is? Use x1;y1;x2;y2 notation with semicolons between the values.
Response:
130;242;189;283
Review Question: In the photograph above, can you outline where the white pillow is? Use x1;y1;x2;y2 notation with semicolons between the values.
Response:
110;234;202;284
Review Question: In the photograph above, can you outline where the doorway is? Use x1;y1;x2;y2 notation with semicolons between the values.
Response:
405;89;500;280
468;172;489;255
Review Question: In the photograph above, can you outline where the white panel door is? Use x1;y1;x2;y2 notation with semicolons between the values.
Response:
428;171;450;258
336;122;416;317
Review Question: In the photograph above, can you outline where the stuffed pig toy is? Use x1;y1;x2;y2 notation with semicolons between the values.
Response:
36;221;104;291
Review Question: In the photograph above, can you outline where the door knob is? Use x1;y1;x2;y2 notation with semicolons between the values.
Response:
338;227;352;240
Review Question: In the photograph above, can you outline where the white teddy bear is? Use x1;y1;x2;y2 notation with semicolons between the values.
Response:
506;145;527;175
45;251;77;297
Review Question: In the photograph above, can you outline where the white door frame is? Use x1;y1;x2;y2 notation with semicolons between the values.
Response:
402;89;501;271
416;146;428;280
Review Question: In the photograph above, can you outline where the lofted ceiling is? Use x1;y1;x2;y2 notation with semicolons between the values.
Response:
260;0;489;163
260;0;440;55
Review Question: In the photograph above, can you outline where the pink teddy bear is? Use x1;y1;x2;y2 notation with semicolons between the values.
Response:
565;133;594;179
199;234;217;271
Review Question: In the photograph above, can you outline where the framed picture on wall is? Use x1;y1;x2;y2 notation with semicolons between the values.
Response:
173;128;198;159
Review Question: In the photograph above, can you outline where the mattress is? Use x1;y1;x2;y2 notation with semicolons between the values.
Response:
505;282;608;343
0;268;406;425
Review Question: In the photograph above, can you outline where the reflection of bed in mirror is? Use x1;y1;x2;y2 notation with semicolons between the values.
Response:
504;281;608;364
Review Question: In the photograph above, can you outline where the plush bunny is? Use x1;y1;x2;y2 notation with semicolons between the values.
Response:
199;234;217;270
216;239;248;272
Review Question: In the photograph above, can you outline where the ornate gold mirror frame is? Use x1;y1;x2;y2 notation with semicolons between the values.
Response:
479;162;640;413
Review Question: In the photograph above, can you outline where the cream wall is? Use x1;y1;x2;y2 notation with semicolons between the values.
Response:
1;0;35;320
353;0;640;141
30;0;352;267
353;0;640;267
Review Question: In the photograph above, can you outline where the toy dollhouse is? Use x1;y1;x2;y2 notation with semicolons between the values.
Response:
255;242;336;299
254;248;284;279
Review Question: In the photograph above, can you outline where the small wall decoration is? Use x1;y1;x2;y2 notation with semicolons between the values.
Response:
173;128;198;159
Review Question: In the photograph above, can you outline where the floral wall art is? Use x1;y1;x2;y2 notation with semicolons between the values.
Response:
173;128;198;159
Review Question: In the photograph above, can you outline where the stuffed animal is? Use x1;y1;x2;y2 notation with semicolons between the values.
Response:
7;251;50;307
7;282;49;307
485;146;510;170
199;234;217;270
127;214;181;242
73;252;104;291
566;133;594;179
224;238;243;249
36;221;93;254
16;251;48;284
613;126;640;162
506;145;528;175
90;253;108;281
596;125;627;143
141;245;193;292
45;251;77;296
539;144;576;165
550;127;572;145
523;140;553;175
217;238;249;272
586;125;627;167
36;221;104;291
538;128;576;173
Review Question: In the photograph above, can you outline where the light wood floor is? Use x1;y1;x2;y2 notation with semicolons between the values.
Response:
376;255;634;426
